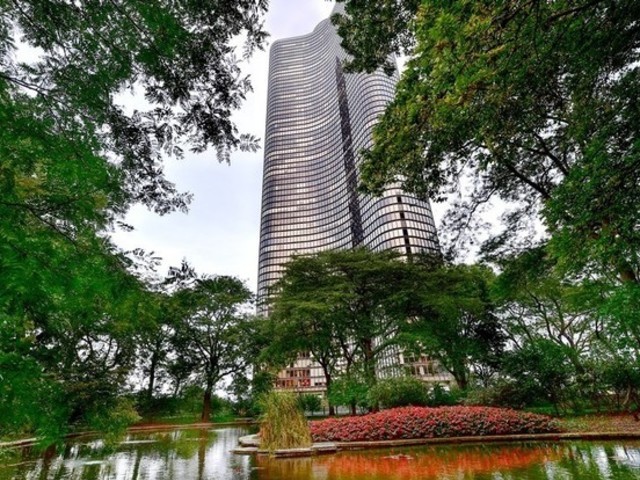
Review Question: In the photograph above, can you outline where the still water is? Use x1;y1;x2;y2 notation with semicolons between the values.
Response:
2;427;640;480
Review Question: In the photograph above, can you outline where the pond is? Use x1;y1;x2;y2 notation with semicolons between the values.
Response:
2;427;640;480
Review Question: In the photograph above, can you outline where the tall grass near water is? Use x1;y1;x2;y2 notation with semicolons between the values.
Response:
259;392;312;451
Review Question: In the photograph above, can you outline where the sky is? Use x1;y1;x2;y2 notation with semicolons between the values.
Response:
111;1;446;292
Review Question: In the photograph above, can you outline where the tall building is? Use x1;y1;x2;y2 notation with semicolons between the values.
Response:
258;5;450;391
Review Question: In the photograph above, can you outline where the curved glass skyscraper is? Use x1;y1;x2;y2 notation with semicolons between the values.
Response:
257;6;440;308
257;5;451;392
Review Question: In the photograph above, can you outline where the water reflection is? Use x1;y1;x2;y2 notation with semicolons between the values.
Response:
2;428;252;480
2;428;640;480
254;443;640;480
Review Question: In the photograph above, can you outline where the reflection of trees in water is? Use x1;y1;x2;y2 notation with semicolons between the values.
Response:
4;428;224;480
556;443;640;480
157;428;217;460
7;436;640;480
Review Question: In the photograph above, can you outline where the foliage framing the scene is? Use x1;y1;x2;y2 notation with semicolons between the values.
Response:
0;0;267;442
333;0;640;285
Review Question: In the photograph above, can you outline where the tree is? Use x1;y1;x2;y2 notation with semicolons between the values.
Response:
135;293;175;403
367;376;429;409
1;1;265;212
334;0;640;287
264;255;345;415
171;268;256;422
401;262;504;390
492;246;599;373
327;374;369;416
297;394;322;415
268;249;413;390
502;338;576;413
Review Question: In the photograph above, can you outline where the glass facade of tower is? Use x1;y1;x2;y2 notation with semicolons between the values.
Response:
258;10;440;306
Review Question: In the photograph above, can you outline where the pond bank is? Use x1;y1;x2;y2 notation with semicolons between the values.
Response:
3;414;638;452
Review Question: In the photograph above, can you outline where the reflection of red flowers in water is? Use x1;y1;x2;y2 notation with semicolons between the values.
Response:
319;446;560;480
256;444;562;480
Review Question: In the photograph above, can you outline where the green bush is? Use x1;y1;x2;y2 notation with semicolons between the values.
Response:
368;376;429;409
259;391;312;451
86;397;141;447
464;381;538;409
297;394;322;414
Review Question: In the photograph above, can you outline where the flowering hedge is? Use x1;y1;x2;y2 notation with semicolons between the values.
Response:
310;406;561;442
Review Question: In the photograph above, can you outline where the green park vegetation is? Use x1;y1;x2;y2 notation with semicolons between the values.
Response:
0;0;267;445
2;0;640;449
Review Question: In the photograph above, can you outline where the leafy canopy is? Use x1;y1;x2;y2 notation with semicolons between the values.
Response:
1;0;266;212
334;0;640;285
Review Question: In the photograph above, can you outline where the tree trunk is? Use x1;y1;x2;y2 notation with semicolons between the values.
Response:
452;362;469;391
201;386;212;422
320;361;335;416
146;349;159;401
362;338;376;386
362;338;379;411
350;401;357;416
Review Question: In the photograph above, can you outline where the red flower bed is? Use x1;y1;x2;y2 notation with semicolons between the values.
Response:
310;406;561;442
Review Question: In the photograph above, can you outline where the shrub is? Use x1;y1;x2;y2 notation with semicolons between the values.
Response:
310;406;561;442
464;382;532;409
259;392;312;451
86;397;141;446
427;384;461;407
298;394;322;414
368;376;429;408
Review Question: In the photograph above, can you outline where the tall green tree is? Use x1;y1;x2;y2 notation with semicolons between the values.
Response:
268;249;412;389
492;246;599;373
401;262;504;390
265;255;346;413
170;265;257;422
0;1;267;439
334;0;640;287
